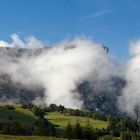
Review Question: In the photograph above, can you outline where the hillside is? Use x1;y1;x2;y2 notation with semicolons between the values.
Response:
0;104;36;126
0;104;108;130
0;104;111;139
45;112;108;130
0;104;137;140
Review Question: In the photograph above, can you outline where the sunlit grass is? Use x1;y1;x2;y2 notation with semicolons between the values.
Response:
45;112;108;129
0;104;36;126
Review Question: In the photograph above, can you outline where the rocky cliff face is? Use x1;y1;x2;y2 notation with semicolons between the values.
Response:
78;78;125;115
0;47;46;104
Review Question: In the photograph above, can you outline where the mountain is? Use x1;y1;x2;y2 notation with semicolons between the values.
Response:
0;47;125;115
0;47;46;104
78;78;125;115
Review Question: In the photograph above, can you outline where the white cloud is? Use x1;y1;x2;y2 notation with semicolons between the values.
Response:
0;37;118;109
0;33;46;48
80;9;113;20
0;40;12;47
118;39;140;116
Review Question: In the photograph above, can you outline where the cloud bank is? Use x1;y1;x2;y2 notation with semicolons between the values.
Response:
118;39;140;116
0;34;118;109
2;33;140;117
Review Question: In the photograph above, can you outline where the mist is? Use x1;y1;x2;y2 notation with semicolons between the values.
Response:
118;39;140;116
0;34;119;109
2;34;140;116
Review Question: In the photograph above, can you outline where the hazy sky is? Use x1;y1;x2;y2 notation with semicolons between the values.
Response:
0;0;140;59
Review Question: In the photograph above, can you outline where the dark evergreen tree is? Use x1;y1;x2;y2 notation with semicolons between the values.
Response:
64;122;73;140
58;105;65;113
121;131;131;140
2;122;11;135
49;104;58;112
74;120;83;139
84;120;97;140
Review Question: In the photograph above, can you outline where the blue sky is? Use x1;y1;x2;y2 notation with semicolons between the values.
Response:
0;0;140;59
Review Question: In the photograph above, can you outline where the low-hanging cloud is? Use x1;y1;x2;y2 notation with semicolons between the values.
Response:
2;34;140;116
118;39;140;116
0;34;119;109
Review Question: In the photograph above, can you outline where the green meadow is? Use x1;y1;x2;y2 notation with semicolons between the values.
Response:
0;104;110;140
45;112;108;130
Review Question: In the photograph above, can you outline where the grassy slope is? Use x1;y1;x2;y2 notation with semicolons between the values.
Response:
99;135;120;140
45;112;108;129
0;104;36;126
0;135;67;140
0;105;110;139
0;104;108;130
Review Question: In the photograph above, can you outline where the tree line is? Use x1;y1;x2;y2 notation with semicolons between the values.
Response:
1;104;140;140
